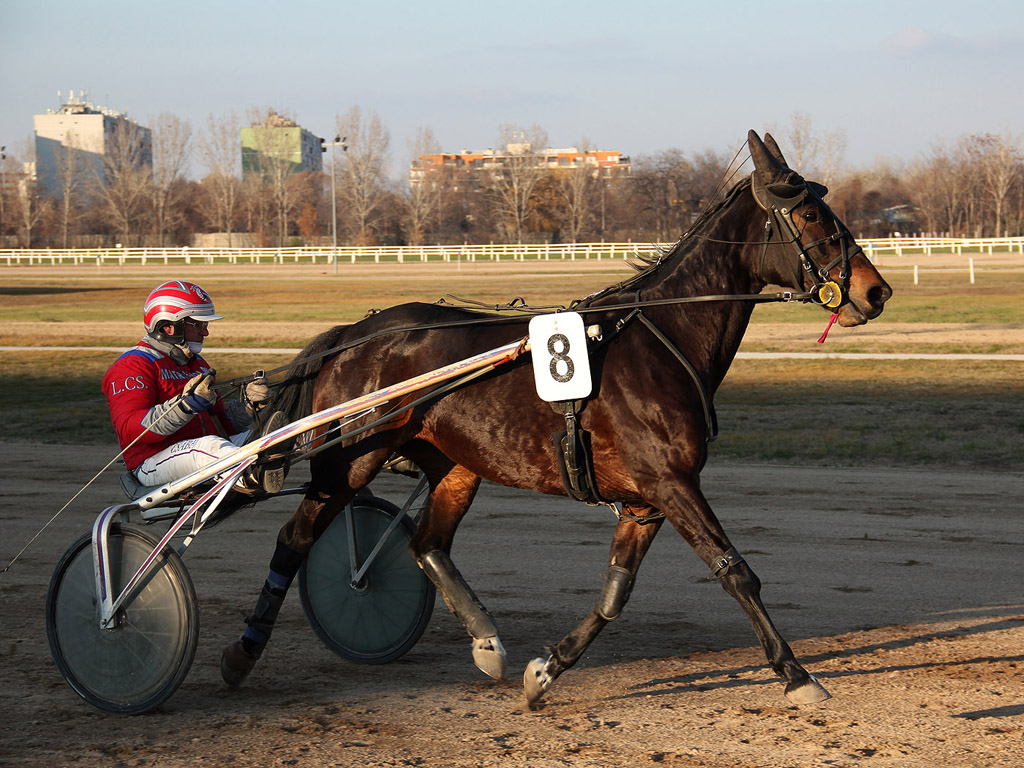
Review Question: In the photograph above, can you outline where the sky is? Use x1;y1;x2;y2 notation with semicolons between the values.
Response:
3;0;1023;181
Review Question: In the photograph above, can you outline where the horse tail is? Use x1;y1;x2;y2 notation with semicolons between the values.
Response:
268;324;350;422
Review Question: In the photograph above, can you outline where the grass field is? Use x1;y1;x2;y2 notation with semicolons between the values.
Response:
1;262;1022;470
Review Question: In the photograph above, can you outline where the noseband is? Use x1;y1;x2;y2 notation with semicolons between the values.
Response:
756;181;860;310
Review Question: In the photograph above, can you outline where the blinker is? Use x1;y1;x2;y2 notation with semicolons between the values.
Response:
763;181;808;214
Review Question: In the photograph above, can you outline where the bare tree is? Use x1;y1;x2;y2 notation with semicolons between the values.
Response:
196;112;242;243
972;131;1021;237
628;149;691;242
241;172;273;246
777;116;848;194
150;113;192;245
552;140;599;243
905;138;974;236
15;180;49;247
0;144;16;243
92;120;152;244
818;128;848;190
50;134;85;248
335;106;392;245
488;123;549;244
244;107;306;246
9;140;49;247
906;155;946;235
688;148;733;208
942;136;986;236
403;126;442;245
945;139;974;235
785;112;819;175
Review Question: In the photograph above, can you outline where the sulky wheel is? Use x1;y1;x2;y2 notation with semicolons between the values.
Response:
299;495;435;664
46;522;199;715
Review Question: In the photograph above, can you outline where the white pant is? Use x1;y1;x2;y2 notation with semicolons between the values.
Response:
134;432;249;487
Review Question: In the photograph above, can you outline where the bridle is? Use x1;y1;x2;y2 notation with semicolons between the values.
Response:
755;179;861;311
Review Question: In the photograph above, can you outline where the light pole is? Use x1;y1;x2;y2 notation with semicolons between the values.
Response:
0;147;6;236
321;135;347;274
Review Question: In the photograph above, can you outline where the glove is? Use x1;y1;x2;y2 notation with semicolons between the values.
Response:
142;398;197;435
181;372;217;414
244;373;271;413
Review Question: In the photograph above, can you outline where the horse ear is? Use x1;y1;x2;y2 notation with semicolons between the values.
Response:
748;130;783;178
762;132;790;169
749;130;783;209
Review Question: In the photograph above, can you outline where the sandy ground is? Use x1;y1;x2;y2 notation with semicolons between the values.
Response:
2;442;1023;768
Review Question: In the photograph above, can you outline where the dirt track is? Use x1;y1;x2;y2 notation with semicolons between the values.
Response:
2;441;1023;767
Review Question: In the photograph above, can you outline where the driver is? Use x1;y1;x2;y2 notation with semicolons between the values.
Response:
102;280;284;493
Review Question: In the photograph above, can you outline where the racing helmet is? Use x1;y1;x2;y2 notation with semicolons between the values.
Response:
143;280;224;343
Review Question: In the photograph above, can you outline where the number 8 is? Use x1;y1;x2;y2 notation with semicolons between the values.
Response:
547;333;574;383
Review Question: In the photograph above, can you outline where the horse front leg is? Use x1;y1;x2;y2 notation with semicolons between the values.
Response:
658;479;830;705
409;463;506;679
716;552;829;704
525;508;663;707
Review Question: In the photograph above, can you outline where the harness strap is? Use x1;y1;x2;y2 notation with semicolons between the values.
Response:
613;504;666;525
214;289;813;391
709;547;745;579
633;312;719;443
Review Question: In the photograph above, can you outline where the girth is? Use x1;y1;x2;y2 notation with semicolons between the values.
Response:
550;398;605;505
547;306;718;507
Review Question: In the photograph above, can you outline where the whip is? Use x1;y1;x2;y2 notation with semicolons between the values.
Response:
1;371;216;575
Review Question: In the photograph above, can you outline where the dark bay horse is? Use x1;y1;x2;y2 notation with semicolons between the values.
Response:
220;130;892;707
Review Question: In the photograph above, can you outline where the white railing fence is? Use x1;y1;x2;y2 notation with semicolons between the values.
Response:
1;242;655;266
859;236;1024;259
2;237;1023;267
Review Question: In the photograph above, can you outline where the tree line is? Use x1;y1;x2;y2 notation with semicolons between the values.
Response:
1;109;1022;249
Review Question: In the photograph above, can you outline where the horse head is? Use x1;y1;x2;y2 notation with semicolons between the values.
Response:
748;129;891;327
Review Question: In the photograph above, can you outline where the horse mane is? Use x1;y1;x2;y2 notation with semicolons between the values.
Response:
581;176;753;306
634;177;751;270
267;324;351;422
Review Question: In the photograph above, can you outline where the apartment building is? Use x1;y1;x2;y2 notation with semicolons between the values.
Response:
33;91;152;199
240;112;323;180
411;141;630;186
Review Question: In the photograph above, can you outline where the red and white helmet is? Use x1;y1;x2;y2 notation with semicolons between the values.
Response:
143;280;223;339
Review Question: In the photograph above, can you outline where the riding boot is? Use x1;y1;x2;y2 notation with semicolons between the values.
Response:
245;410;290;494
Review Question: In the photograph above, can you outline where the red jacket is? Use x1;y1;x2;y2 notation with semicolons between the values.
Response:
102;339;233;469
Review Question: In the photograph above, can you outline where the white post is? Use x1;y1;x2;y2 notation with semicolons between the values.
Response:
914;264;919;285
969;258;975;285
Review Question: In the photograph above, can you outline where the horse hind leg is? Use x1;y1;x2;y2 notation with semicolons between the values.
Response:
410;462;507;679
420;550;506;679
220;490;346;687
220;407;419;687
525;508;663;707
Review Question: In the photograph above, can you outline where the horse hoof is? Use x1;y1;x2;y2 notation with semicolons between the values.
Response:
524;657;553;707
784;674;831;705
472;636;507;680
220;640;257;688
